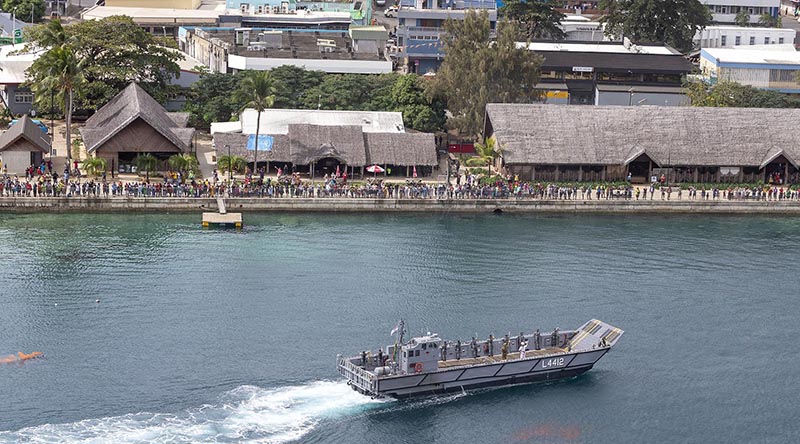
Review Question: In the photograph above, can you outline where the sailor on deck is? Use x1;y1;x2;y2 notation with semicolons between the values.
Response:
519;340;528;359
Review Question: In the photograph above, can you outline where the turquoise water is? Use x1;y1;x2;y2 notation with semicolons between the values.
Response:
0;213;798;443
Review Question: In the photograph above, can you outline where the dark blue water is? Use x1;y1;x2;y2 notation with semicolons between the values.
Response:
0;213;798;443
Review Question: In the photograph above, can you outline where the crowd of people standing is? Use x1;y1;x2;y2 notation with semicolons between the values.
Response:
2;166;800;202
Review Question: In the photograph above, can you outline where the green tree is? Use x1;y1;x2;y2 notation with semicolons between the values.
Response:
389;75;446;133
82;157;107;177
185;71;244;129
236;71;276;172
167;153;199;176
24;16;181;113
216;154;248;179
134;153;159;181
499;0;566;40
600;0;712;53
269;65;324;108
686;80;800;108
734;9;750;27
3;0;45;24
29;45;85;165
474;137;500;166
426;11;543;138
758;12;781;28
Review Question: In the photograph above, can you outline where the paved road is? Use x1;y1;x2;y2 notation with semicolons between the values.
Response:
779;11;800;46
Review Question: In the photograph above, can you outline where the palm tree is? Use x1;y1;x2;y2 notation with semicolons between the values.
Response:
82;157;107;177
40;19;71;48
134;153;159;181
168;153;199;175
39;46;84;166
236;71;276;175
216;154;247;179
473;137;501;171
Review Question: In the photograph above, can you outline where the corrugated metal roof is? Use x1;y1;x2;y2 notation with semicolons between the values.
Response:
240;109;405;135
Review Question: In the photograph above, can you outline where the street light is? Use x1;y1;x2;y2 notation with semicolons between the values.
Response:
226;144;232;180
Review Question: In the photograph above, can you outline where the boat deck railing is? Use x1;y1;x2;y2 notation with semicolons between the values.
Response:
336;355;377;396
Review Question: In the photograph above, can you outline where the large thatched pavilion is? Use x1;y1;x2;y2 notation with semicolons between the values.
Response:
213;116;438;178
80;83;194;174
485;104;800;184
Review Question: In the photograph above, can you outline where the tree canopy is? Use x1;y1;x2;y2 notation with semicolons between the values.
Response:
24;16;182;113
686;81;800;108
186;68;446;133
599;0;711;53
499;0;566;40
3;0;45;23
425;10;543;138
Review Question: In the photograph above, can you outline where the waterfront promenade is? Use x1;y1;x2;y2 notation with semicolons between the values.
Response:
3;195;800;214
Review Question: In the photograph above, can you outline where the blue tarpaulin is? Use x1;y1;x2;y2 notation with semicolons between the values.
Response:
247;135;273;151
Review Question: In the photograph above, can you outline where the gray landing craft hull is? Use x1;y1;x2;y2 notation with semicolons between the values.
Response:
373;349;608;398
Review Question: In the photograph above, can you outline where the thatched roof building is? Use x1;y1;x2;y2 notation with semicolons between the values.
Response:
0;115;49;174
485;104;800;183
212;118;437;176
80;84;194;172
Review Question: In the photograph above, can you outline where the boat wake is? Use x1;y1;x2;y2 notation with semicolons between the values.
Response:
0;381;390;444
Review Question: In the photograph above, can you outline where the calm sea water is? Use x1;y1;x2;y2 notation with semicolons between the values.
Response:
0;212;798;444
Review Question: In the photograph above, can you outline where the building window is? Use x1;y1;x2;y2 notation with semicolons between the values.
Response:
14;92;33;103
764;37;770;44
750;36;755;45
779;37;785;44
721;35;727;46
735;36;740;46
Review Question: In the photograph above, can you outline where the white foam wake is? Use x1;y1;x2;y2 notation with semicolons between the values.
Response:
0;381;389;444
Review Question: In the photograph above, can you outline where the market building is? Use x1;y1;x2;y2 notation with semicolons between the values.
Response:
212;109;438;177
525;40;693;106
484;104;800;184
80;83;195;174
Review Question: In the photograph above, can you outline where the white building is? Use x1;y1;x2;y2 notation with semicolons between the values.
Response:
694;25;795;48
702;0;780;24
700;45;800;92
211;109;406;135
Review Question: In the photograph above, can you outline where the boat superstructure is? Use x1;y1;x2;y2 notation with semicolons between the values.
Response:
337;319;623;398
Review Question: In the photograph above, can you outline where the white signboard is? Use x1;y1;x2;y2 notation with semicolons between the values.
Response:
572;66;594;72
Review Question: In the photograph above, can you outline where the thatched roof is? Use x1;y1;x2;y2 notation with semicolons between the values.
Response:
212;124;437;167
81;83;194;153
213;132;291;163
289;124;367;166
0;115;50;153
486;104;800;167
365;132;437;166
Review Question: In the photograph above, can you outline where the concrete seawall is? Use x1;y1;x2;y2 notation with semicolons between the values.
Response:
2;197;800;214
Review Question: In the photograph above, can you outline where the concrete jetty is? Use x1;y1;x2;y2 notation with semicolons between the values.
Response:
201;198;242;228
3;197;800;214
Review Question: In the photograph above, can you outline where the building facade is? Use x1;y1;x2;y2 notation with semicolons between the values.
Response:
700;45;800;93
702;0;780;24
395;1;497;74
182;25;391;74
694;25;795;48
485;103;800;184
528;40;693;106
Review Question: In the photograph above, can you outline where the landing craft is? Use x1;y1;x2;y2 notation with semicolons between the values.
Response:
0;351;43;364
337;319;623;398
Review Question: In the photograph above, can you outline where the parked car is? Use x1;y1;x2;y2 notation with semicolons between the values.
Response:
384;5;398;17
376;0;386;6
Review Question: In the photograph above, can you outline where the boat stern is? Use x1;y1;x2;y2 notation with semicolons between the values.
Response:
336;354;380;397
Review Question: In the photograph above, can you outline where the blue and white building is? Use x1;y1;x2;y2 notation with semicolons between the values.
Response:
396;0;497;73
702;0;780;24
700;45;800;93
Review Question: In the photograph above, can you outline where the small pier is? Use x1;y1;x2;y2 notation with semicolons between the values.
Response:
202;198;242;228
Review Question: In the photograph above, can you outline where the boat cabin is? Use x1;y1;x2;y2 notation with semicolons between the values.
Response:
400;333;442;374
